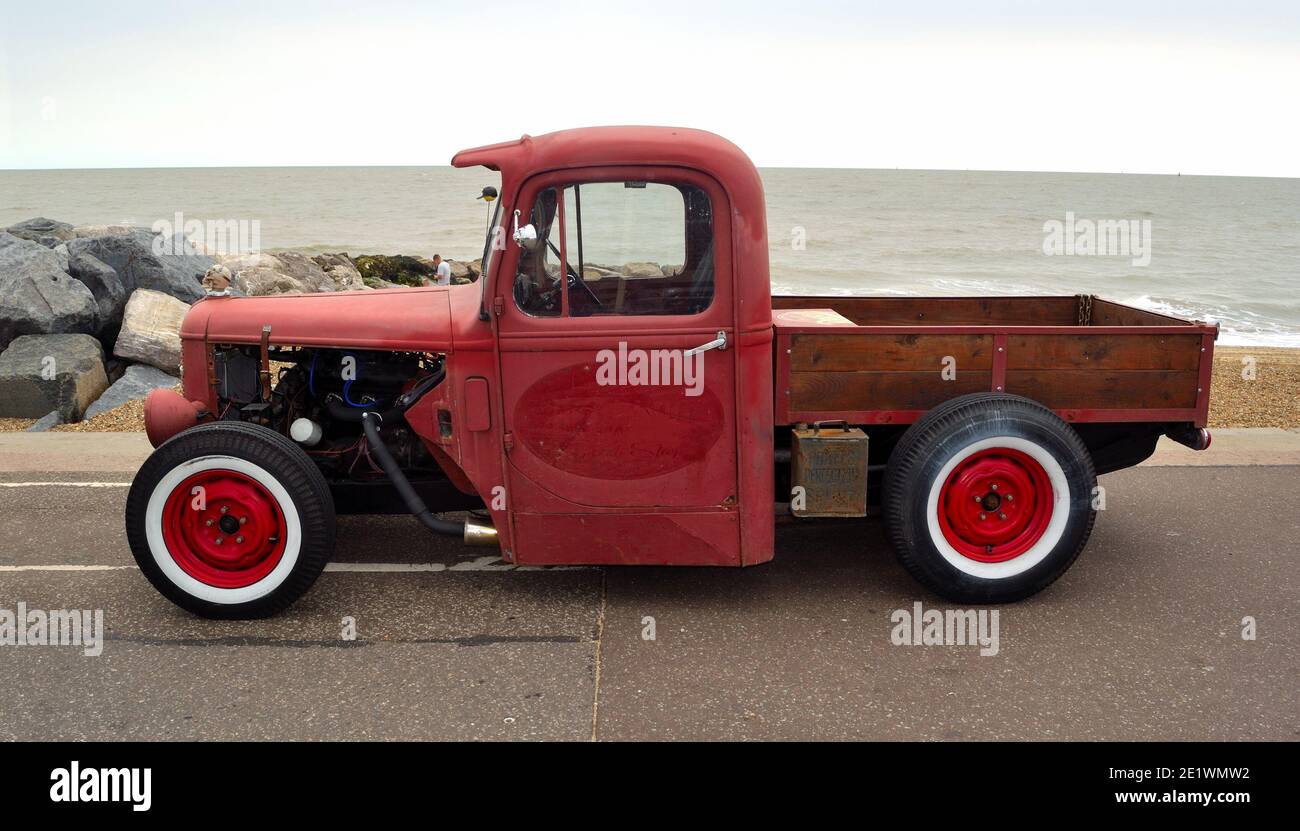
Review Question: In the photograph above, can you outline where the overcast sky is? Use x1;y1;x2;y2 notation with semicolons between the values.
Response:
1;0;1297;175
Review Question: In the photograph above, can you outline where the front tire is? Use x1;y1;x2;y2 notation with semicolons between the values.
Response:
882;393;1096;603
125;422;336;618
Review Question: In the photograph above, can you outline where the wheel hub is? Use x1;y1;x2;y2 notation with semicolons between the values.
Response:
938;447;1054;562
161;469;287;588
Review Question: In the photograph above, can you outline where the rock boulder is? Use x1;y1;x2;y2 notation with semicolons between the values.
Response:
66;229;213;303
72;224;140;238
311;252;370;291
621;262;664;278
25;411;63;432
112;289;189;373
0;232;98;353
353;255;434;288
5;217;76;247
64;247;128;336
83;364;180;420
220;251;338;295
0;333;109;421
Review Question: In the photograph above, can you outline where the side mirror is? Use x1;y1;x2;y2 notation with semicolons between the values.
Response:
512;210;538;251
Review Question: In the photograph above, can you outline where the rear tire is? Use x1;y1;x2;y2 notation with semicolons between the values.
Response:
882;393;1096;603
125;422;335;618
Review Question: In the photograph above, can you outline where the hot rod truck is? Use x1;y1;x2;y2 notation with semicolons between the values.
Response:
127;126;1216;618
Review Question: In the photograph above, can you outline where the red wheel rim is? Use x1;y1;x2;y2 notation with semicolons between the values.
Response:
160;469;287;588
937;447;1054;562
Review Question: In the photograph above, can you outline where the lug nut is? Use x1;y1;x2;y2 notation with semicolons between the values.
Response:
999;512;1007;520
990;483;999;491
978;512;987;520
205;519;214;527
236;536;244;544
220;506;229;514
974;495;982;502
214;537;223;545
239;516;247;525
1006;494;1014;502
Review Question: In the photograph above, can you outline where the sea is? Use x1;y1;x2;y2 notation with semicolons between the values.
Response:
2;166;1297;346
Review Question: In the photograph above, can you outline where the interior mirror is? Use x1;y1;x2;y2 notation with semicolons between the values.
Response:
512;210;538;251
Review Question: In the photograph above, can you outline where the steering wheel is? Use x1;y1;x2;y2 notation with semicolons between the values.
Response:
546;239;604;310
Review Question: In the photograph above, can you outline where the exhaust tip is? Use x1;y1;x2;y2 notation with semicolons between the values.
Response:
1165;425;1212;452
463;517;499;546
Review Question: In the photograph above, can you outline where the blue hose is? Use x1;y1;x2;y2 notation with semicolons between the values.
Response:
342;377;368;408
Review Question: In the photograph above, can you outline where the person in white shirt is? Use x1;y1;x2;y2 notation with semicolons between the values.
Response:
430;254;452;286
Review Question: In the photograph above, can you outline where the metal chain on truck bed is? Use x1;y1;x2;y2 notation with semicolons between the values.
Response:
1075;294;1093;325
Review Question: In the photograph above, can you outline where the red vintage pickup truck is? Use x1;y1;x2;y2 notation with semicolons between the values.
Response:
128;126;1216;618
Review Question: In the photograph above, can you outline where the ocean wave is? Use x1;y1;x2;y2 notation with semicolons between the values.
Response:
1122;294;1300;347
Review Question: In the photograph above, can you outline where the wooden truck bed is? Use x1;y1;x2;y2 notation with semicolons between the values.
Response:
773;295;1217;428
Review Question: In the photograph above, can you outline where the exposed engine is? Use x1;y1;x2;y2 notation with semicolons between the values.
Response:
211;345;444;482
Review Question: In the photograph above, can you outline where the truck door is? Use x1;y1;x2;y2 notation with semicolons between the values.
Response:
494;167;741;565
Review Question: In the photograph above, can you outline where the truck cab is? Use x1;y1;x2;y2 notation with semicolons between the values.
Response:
447;127;776;567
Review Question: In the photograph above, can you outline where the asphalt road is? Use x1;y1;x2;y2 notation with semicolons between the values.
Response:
0;439;1296;740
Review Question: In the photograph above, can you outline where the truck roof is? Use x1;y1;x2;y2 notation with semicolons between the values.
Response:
452;125;753;178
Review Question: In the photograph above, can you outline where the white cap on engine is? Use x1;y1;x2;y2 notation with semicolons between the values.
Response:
290;418;323;447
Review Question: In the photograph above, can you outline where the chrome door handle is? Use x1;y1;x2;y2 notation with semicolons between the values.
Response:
685;331;727;357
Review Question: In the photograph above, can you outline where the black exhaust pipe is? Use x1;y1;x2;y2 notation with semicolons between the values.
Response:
361;410;464;537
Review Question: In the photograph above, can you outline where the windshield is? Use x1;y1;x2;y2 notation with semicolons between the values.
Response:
479;198;503;315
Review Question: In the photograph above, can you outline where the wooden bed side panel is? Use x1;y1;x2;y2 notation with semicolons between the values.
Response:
789;332;994;371
1005;333;1203;371
790;370;993;412
1004;331;1204;409
771;295;1079;326
1089;298;1189;326
1006;370;1199;409
774;296;1215;425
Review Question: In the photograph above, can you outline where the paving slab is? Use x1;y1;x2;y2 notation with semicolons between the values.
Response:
0;569;601;741
0;432;153;473
592;466;1299;740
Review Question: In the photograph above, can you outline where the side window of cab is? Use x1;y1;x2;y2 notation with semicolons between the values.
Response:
512;181;714;318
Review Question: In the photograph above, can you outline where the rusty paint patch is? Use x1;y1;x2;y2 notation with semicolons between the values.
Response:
514;363;724;480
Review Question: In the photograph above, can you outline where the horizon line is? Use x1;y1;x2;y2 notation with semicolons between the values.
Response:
2;163;1297;181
